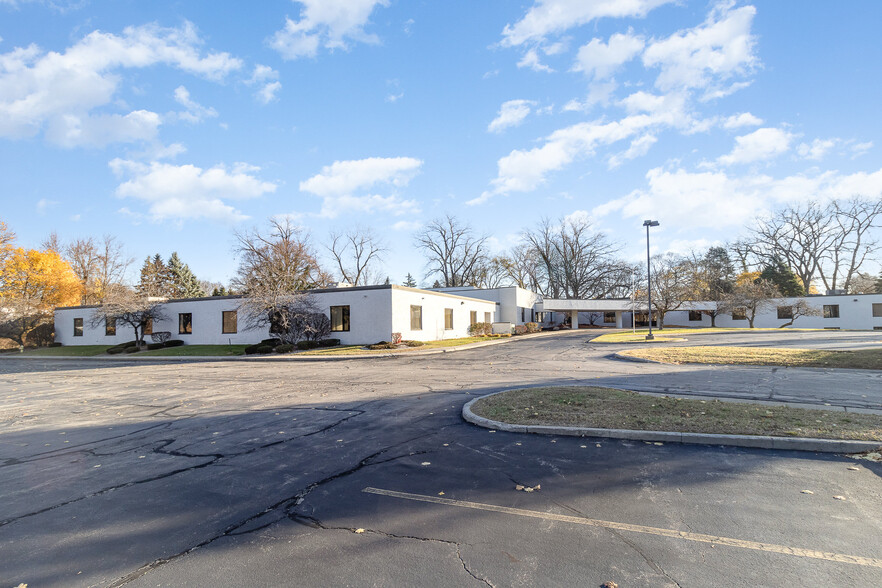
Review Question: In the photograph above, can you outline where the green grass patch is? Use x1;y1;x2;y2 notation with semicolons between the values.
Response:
621;346;882;370
301;336;494;356
20;345;113;357
470;386;882;441
138;344;248;357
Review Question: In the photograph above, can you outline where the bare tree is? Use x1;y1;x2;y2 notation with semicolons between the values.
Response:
327;227;387;286
683;247;736;326
775;299;821;328
649;253;691;329
238;292;328;344
63;235;132;304
96;235;133;299
415;215;489;287
817;197;882;293
718;278;780;328
472;256;515;289
91;285;169;347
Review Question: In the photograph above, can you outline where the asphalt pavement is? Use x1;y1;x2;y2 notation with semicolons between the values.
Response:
1;329;880;587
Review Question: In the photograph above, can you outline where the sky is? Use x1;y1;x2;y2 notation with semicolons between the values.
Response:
2;0;882;287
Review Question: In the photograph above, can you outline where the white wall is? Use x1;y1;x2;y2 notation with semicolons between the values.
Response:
391;287;497;341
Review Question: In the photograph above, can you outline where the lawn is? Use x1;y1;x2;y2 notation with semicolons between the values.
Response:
137;344;248;357
591;327;819;343
470;386;882;441
300;336;497;356
620;346;882;370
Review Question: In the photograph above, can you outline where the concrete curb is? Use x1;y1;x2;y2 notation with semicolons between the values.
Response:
0;330;568;363
462;390;882;454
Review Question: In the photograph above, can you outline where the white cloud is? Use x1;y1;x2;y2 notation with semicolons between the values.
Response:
851;141;873;159
299;156;423;218
36;198;58;215
392;220;421;231
797;138;838;161
488;99;535;133
573;32;644;80
109;159;276;223
270;0;389;60
0;22;241;146
256;81;282;104
517;48;553;73
717;127;794;166
595;166;882;230
247;65;281;104
173;86;218;123
502;0;674;46
722;112;763;129
642;3;757;96
607;133;657;168
385;92;404;103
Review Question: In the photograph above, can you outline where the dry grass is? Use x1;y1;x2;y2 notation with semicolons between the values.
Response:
621;346;882;370
300;336;494;356
591;327;821;343
470;386;882;441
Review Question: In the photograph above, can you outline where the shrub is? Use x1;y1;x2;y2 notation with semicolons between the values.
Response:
514;325;528;335
124;345;141;354
391;332;402;344
150;331;171;344
106;346;126;355
122;340;139;349
244;344;262;355
404;340;424;347
146;343;165;350
319;339;340;347
468;322;492;336
164;340;185;347
368;341;396;350
525;322;539;334
255;344;274;354
261;338;282;346
48;342;62;348
275;343;294;353
296;340;320;350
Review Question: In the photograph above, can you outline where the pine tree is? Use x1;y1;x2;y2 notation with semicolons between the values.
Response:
211;286;228;297
137;254;173;298
403;272;417;288
167;252;206;298
758;257;804;296
383;276;391;285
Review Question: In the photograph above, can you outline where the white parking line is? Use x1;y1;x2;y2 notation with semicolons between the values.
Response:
363;487;882;569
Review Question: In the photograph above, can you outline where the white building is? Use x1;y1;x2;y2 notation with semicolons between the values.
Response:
54;285;882;346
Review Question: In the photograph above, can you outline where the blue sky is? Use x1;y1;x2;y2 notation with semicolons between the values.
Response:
2;0;881;286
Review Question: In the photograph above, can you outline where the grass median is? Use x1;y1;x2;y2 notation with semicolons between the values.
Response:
300;336;495;355
591;327;821;343
620;346;882;370
469;386;882;441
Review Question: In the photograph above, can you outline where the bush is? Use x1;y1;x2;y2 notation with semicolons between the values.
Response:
124;345;141;354
261;338;282;346
468;322;492;336
391;332;402;344
275;343;294;353
122;340;139;349
514;325;528;336
146;343;164;350
525;322;539;334
296;340;320;350
368;341;396;350
244;344;262;355
255;344;274;354
319;339;340;347
404;340;424;347
164;339;185;347
106;346;126;355
48;342;62;348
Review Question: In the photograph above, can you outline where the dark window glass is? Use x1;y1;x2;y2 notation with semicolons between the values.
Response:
222;310;237;334
444;308;453;330
873;303;882;318
732;308;747;321
777;306;793;319
689;311;702;321
470;310;477;325
604;312;616;323
410;305;422;330
179;313;193;334
521;307;525;322
73;317;83;337
823;305;839;319
330;306;350;332
143;318;153;335
105;317;116;336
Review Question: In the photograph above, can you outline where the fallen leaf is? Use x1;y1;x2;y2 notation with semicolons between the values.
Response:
596;443;602;448
580;445;587;448
801;490;814;494
653;442;664;446
438;491;445;496
421;462;431;466
524;487;534;492
847;466;860;471
601;582;618;588
354;528;365;534
515;485;525;491
833;495;846;501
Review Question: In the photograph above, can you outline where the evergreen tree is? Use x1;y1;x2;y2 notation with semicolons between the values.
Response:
403;273;417;288
758;257;804;296
875;270;882;294
167;252;206;298
136;254;173;298
211;286;228;296
383;276;391;285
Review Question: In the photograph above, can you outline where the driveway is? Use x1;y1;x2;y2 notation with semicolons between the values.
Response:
1;330;880;587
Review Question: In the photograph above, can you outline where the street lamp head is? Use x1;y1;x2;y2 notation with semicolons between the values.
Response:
643;220;660;227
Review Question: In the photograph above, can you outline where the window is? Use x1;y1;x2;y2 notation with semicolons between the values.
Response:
521;307;526;322
873;303;882;318
179;313;193;334
470;310;477;326
484;312;491;323
410;305;422;330
689;311;702;322
604;312;616;323
73;317;83;337
222;310;237;334
143;318;153;335
444;308;454;330
330;306;350;332
777;306;793;320
732;308;747;321
823;305;840;319
105;317;116;336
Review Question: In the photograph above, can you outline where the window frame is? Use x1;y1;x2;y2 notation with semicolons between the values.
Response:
73;317;83;337
604;312;616;323
178;312;193;335
222;310;238;334
469;310;477;326
873;303;882;318
484;311;491;324
732;308;747;321
823;304;840;319
330;305;350;332
777;306;793;320
688;310;703;322
105;316;116;336
410;305;422;331
143;318;153;335
444;308;454;330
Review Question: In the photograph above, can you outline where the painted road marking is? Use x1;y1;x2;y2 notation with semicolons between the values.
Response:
362;487;882;569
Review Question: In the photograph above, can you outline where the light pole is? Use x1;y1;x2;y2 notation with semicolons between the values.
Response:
643;220;659;340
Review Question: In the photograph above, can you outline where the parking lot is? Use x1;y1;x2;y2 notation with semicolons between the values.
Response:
1;330;881;587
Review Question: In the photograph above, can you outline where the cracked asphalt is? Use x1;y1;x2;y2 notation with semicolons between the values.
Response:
1;329;881;587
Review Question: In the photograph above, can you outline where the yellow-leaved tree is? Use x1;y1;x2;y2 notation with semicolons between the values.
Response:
0;247;83;346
